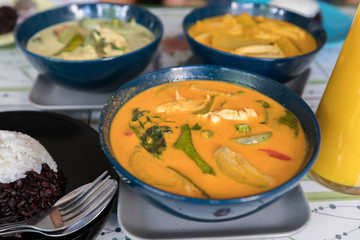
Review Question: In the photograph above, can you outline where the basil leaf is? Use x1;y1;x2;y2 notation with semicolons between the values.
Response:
139;125;166;158
278;110;299;136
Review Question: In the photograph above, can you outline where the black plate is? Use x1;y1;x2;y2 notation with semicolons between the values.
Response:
0;111;118;240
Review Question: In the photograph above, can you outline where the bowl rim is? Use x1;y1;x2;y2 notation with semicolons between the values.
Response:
13;2;164;63
99;64;321;205
182;1;327;61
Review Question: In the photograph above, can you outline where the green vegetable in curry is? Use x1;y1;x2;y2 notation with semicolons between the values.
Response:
279;110;299;136
174;124;215;175
232;132;272;145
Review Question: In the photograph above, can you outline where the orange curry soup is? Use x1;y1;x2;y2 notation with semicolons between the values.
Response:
110;81;307;199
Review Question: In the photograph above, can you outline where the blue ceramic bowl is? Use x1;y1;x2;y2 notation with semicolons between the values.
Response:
183;2;327;83
99;65;321;221
14;3;163;92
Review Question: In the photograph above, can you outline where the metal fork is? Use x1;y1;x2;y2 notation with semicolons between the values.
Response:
0;182;116;237
0;171;117;234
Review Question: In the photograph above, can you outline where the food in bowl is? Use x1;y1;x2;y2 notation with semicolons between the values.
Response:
109;80;307;199
182;2;327;82
27;18;154;60
0;130;66;224
188;13;317;58
14;2;163;91
100;65;320;221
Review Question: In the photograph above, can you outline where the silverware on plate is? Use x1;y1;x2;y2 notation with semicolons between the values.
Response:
0;171;118;237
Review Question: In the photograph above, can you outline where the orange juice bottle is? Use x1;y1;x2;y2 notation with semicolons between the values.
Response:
308;6;360;194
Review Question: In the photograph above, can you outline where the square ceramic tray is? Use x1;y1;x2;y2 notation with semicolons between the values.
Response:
117;181;311;240
28;75;114;110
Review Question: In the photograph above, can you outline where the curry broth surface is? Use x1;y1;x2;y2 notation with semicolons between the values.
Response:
27;18;154;60
110;81;307;199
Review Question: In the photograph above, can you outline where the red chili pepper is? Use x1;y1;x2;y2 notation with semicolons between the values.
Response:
259;149;292;160
54;28;62;36
124;130;133;137
54;25;68;36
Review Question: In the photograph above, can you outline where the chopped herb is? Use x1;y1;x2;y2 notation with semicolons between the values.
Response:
129;124;140;137
132;108;148;121
235;124;251;134
201;130;214;139
191;123;202;131
278;110;299;136
238;91;245;95
174;124;215;175
152;116;176;123
160;126;172;134
138;121;145;129
256;100;270;108
256;100;270;124
139;125;166;158
31;37;43;44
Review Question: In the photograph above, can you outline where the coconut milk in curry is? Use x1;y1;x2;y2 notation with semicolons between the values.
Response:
110;81;307;199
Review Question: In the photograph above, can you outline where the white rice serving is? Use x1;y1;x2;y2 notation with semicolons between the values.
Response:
0;130;58;183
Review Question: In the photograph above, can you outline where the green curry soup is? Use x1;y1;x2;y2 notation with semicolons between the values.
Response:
26;18;154;60
110;81;307;199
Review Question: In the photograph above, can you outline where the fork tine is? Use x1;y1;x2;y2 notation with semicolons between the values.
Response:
60;179;114;220
61;179;117;223
0;181;117;237
56;171;109;210
59;175;110;215
0;187;116;237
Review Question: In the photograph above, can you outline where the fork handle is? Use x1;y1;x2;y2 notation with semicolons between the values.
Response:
0;220;27;233
0;228;39;236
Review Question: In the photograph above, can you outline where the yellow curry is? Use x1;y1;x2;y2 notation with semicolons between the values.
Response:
110;81;307;199
188;13;317;58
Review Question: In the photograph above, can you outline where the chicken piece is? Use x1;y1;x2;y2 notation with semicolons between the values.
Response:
197;108;257;124
96;28;128;56
156;91;211;113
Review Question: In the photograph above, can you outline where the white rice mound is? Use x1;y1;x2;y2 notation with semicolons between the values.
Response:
0;130;58;184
